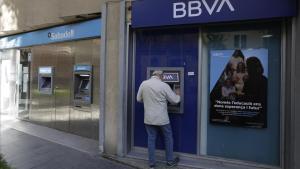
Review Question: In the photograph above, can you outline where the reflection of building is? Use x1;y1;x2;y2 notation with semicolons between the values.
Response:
0;0;300;169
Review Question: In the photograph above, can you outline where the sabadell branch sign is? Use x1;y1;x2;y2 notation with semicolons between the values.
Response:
132;0;297;28
48;30;75;41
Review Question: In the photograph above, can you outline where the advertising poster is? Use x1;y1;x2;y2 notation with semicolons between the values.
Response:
209;49;268;128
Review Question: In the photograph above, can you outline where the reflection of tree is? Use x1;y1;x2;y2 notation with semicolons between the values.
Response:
206;34;226;49
0;0;18;34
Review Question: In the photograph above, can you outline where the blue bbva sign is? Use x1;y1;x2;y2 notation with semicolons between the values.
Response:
132;0;297;28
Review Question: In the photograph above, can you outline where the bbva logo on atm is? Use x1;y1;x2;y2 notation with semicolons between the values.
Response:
173;0;235;18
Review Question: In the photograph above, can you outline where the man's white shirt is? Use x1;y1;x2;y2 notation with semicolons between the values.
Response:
137;76;180;125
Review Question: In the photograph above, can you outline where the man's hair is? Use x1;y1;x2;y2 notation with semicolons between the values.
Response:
152;70;163;76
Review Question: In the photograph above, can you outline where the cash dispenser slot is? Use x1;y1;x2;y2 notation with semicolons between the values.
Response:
38;66;54;95
147;67;184;114
73;65;92;110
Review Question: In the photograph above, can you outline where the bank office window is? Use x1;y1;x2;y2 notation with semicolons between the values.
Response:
200;22;282;166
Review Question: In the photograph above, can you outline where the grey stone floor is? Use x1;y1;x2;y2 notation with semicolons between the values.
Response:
0;128;135;169
0;127;134;169
0;115;196;169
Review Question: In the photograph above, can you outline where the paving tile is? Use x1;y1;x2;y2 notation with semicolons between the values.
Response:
0;129;134;169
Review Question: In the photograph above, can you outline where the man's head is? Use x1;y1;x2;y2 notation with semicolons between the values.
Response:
152;70;163;80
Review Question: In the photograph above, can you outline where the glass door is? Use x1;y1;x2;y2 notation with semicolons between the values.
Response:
18;49;31;120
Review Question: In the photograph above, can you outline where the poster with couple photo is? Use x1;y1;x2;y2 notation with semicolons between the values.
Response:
209;49;268;128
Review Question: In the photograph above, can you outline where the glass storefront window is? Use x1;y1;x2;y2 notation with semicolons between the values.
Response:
201;22;282;166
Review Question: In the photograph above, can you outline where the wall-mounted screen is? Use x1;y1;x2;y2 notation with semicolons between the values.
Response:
41;77;52;89
80;79;90;91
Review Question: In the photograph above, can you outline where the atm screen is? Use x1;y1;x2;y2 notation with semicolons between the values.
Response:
79;79;89;91
41;77;51;89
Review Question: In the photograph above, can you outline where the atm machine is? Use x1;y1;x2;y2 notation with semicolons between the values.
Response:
38;66;54;95
73;65;92;109
147;67;184;114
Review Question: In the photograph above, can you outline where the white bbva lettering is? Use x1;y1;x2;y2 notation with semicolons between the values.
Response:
173;0;235;18
217;0;235;13
188;1;202;17
173;2;186;18
202;0;219;15
164;75;174;80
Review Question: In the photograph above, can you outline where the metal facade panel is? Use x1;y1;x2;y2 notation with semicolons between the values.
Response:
53;43;73;132
29;45;56;128
28;39;100;140
91;39;101;140
69;40;93;139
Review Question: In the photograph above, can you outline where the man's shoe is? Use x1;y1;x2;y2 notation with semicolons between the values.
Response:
149;164;155;169
167;157;180;167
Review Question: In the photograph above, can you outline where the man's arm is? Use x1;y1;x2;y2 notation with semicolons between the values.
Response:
136;83;143;102
164;84;180;104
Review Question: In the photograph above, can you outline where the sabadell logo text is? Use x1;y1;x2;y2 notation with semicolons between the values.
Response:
48;30;75;40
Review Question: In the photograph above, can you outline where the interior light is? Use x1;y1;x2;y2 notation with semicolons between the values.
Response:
80;74;90;77
262;34;273;38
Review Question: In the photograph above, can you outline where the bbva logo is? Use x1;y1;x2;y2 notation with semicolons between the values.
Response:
163;74;175;80
173;0;235;18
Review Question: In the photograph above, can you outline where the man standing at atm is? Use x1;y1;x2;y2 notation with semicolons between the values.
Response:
137;70;180;169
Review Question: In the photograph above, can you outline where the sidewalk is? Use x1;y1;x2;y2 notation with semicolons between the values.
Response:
0;115;198;169
0;115;135;169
